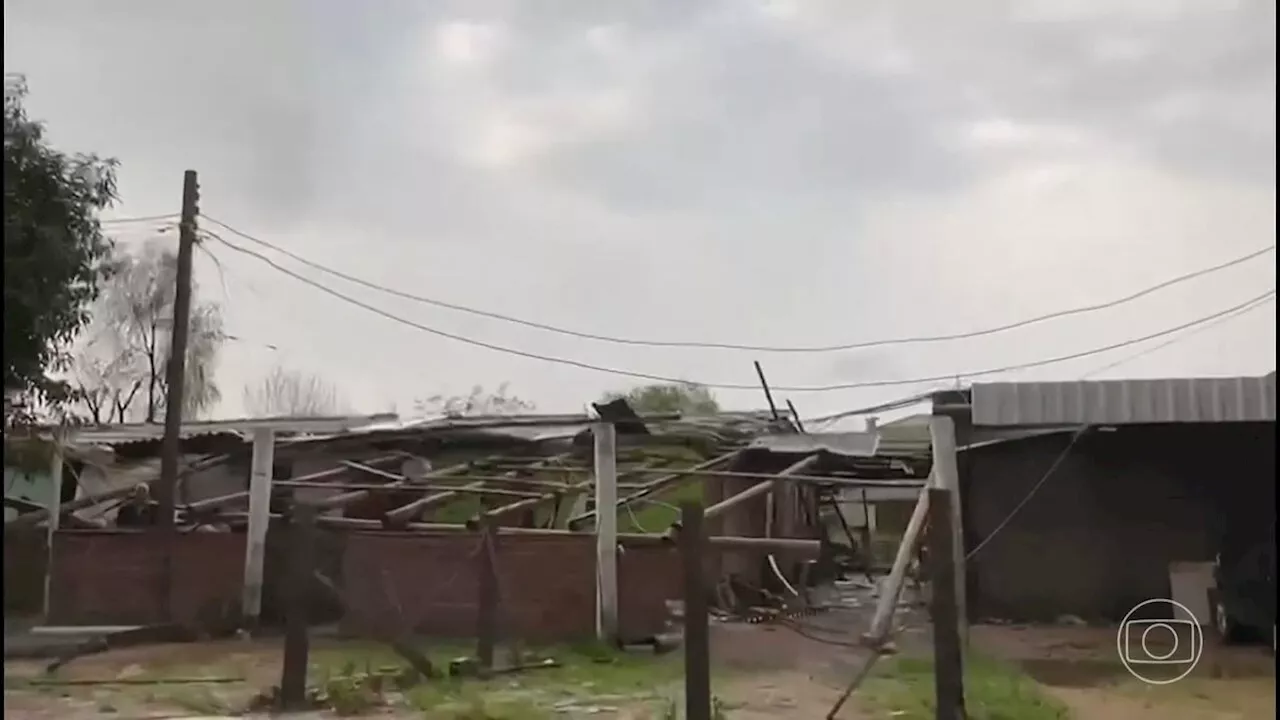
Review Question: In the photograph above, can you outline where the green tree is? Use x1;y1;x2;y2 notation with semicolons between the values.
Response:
600;382;721;415
3;77;118;421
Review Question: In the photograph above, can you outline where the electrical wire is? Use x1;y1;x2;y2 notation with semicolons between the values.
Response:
964;426;1089;562
99;214;180;226
1080;294;1276;380
806;293;1277;427
199;231;1280;395
198;213;1275;354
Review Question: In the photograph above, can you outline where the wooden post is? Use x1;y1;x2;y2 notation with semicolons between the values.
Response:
927;488;965;720
593;421;618;642
156;170;198;621
242;427;275;624
157;169;199;530
476;518;499;673
864;484;931;644
929;415;966;649
680;502;711;720
279;504;316;711
41;429;65;621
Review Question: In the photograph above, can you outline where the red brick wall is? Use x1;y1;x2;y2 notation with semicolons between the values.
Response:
341;532;683;643
44;529;684;643
48;530;246;626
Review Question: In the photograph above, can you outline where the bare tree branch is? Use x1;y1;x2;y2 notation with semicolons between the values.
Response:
69;240;225;423
243;364;350;418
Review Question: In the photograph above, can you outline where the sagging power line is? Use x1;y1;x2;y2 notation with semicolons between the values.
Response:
201;228;1276;394
198;213;1275;355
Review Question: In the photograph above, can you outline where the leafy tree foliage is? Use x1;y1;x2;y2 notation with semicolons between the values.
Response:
600;382;721;415
3;77;118;420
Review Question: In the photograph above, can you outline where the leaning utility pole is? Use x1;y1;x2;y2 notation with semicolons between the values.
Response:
156;170;200;533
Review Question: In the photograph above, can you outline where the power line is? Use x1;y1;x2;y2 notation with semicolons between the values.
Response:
1080;294;1276;379
202;229;1277;394
198;213;1275;354
100;213;180;226
965;426;1089;562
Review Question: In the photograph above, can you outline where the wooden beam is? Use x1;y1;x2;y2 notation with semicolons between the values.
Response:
929;414;967;650
308;456;470;512
566;451;741;529
208;511;821;555
594;422;618;642
242;427;276;624
701;455;819;522
383;453;573;525
864;483;932;646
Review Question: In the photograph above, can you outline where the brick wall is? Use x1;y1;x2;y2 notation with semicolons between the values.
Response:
48;530;245;626
41;528;684;643
341;532;682;643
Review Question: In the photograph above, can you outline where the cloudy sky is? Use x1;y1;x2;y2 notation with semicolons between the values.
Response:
5;0;1276;422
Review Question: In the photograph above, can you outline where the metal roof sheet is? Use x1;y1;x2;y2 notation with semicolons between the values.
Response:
748;432;879;457
970;374;1276;428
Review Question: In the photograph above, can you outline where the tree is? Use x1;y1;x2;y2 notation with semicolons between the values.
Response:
414;382;535;418
600;382;721;415
3;76;118;423
244;364;350;417
71;240;225;423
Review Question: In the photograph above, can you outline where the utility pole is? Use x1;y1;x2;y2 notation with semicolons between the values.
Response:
156;170;199;532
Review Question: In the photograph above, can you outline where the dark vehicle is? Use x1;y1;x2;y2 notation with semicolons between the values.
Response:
1207;531;1276;655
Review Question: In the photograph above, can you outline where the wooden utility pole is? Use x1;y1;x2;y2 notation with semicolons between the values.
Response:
156;169;199;531
927;488;965;720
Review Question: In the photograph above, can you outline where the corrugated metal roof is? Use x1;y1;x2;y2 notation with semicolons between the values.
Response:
69;414;397;447
748;432;879;457
876;414;934;456
970;374;1277;428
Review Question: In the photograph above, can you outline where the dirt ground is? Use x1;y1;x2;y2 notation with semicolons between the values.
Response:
3;610;1274;719
973;623;1276;720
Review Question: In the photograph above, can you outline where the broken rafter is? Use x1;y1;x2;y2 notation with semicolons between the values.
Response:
701;454;819;521
382;452;575;526
472;458;670;528
181;454;406;515
209;511;821;555
307;455;491;512
277;480;542;499
566;451;741;530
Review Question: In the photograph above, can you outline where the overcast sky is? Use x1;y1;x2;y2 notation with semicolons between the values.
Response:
5;0;1276;422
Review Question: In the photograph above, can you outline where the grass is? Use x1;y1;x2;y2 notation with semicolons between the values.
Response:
859;655;1071;720
3;639;685;719
308;639;684;718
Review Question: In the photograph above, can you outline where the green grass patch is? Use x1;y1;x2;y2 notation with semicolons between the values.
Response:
304;639;682;718
860;655;1071;720
618;482;704;533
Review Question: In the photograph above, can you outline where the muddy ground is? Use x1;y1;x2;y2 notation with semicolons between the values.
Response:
4;597;1274;719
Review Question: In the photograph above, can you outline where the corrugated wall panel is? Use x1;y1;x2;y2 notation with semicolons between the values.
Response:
971;374;1276;427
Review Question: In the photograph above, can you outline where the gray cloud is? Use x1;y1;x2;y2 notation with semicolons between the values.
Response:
4;0;1274;420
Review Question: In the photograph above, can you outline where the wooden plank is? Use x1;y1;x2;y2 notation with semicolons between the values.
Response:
384;453;573;525
566;451;742;530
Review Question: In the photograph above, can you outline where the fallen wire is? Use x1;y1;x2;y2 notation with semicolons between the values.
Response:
21;676;244;686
